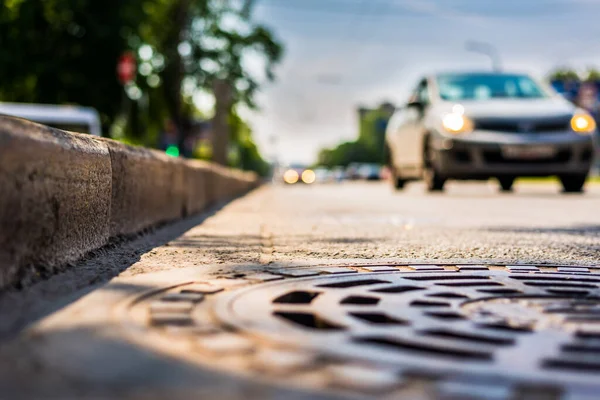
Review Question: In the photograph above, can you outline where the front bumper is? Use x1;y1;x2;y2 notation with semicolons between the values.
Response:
429;131;595;178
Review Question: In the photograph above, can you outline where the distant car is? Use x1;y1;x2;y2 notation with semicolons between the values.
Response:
280;164;316;185
345;163;362;180
332;167;345;182
358;164;382;180
0;102;102;136
314;168;332;183
385;72;596;193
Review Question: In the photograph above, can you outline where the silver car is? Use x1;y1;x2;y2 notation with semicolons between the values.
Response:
385;72;596;193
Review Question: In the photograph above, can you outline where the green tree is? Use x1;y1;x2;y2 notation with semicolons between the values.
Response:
0;0;147;131
0;0;283;175
318;102;394;168
317;140;377;168
138;0;284;161
228;108;269;176
548;68;580;81
357;103;395;163
585;68;600;81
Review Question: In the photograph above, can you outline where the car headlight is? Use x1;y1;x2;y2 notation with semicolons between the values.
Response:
571;113;596;134
283;169;299;184
442;112;474;134
301;169;316;184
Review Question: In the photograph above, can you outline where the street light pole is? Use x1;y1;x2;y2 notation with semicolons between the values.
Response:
466;41;502;72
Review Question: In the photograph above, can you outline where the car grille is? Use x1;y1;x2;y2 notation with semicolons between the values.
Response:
474;115;571;133
483;149;572;164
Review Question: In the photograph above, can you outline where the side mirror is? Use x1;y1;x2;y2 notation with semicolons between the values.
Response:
407;100;424;110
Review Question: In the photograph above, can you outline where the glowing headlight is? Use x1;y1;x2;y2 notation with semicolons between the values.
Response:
571;114;596;134
442;113;474;134
283;169;299;184
301;169;316;184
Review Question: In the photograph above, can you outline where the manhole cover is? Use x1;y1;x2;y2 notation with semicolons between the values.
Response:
121;264;600;398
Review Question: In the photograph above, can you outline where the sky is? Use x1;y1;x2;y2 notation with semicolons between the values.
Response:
236;0;600;164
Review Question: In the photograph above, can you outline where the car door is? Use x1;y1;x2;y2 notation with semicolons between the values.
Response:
401;79;431;176
386;89;419;177
413;79;432;175
385;108;406;171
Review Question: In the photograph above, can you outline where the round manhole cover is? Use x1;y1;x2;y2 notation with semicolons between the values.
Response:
122;264;600;398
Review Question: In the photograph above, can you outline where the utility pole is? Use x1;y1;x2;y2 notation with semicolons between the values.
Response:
212;79;234;166
466;41;502;72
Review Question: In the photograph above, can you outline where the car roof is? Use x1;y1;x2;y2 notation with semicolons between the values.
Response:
431;71;533;79
0;102;102;136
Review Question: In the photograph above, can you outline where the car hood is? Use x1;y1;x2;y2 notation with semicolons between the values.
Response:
444;97;576;119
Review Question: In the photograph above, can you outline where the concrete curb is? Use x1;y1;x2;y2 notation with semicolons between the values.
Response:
0;116;260;290
100;138;187;237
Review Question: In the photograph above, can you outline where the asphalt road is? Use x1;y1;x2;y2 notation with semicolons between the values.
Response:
112;179;600;276
2;180;600;399
248;180;600;267
286;180;596;260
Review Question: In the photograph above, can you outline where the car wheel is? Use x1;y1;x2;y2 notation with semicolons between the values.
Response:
394;176;405;190
424;167;445;191
559;174;587;193
498;176;515;192
391;169;405;191
424;140;445;192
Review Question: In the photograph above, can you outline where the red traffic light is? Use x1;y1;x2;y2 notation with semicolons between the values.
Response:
117;52;137;85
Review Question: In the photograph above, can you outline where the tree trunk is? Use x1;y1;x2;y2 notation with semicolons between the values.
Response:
212;79;233;165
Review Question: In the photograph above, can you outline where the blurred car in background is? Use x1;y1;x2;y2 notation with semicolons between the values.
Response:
315;167;342;183
0;102;102;136
358;163;382;180
386;72;596;193
332;167;346;182
345;163;362;180
279;164;316;185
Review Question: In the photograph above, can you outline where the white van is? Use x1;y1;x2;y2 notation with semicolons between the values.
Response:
0;102;102;136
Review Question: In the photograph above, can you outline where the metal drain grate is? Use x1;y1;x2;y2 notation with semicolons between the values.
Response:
123;264;600;398
218;268;600;387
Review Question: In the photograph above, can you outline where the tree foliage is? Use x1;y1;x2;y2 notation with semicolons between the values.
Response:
317;140;378;168
318;103;395;167
228;108;270;176
548;68;580;81
585;68;600;81
0;0;283;174
136;0;284;140
0;0;146;128
548;68;600;82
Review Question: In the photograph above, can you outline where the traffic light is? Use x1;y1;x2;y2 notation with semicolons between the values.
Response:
165;145;179;157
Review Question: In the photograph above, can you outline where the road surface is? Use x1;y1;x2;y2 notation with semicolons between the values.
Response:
2;180;600;399
121;179;600;271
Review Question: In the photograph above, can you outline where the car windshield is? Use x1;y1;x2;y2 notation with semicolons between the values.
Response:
437;73;548;101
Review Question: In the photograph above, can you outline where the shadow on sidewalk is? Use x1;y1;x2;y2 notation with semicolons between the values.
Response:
0;198;237;340
0;322;336;400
